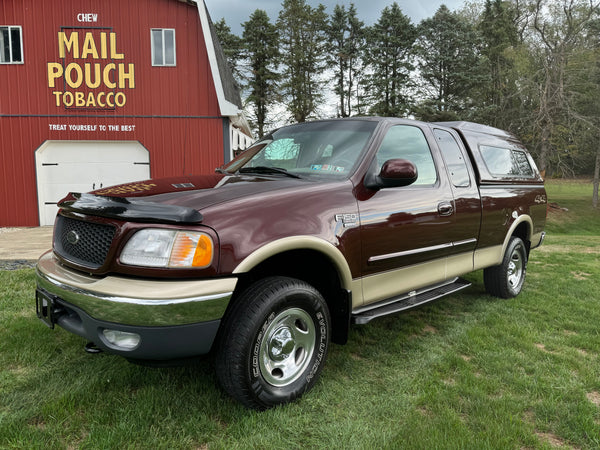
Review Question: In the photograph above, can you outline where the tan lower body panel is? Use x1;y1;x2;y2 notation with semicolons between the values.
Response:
355;252;475;309
473;245;503;271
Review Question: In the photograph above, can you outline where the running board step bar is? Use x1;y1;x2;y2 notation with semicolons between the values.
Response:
352;278;472;325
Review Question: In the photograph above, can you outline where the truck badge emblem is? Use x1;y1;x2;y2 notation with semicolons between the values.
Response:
335;213;358;228
66;230;80;245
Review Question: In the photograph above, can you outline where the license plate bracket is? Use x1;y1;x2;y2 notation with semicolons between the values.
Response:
36;288;57;329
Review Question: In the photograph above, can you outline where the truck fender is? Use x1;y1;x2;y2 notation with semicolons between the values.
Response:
502;214;533;257
232;236;354;292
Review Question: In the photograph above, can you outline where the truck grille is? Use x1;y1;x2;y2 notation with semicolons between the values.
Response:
54;215;116;269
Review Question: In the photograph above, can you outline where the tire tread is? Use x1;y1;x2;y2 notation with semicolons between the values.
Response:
214;276;329;409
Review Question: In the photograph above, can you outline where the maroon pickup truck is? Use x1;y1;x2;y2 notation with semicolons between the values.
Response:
36;117;546;409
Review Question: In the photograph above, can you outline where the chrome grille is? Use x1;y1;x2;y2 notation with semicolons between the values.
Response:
54;215;116;269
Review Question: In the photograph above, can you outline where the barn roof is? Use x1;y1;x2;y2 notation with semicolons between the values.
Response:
194;1;243;116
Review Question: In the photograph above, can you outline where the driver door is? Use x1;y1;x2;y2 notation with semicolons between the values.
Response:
358;124;455;305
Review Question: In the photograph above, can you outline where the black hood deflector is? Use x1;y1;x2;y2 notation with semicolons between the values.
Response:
59;193;203;224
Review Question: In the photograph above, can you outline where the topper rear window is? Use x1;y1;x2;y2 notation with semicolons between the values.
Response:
480;145;534;178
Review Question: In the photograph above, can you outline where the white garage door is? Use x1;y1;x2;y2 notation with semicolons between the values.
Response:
36;141;150;226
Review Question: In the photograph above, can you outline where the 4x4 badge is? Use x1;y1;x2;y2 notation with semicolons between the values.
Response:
335;213;358;228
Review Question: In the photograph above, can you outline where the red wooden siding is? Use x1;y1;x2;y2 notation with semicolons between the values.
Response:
0;0;229;226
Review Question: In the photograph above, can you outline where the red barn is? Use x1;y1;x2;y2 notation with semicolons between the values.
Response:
0;0;251;226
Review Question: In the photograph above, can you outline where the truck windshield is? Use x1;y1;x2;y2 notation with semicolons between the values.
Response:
223;120;378;178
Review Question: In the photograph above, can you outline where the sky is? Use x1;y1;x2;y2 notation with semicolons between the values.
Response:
204;0;467;35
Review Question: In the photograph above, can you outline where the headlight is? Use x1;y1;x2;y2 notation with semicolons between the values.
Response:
120;229;214;268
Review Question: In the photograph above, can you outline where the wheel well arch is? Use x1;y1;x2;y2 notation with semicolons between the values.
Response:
505;216;533;257
512;221;530;243
231;240;353;345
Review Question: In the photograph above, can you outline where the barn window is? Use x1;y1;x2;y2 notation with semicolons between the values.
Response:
151;29;176;66
0;26;23;64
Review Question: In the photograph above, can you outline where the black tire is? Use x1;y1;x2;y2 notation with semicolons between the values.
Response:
484;236;528;298
214;276;331;410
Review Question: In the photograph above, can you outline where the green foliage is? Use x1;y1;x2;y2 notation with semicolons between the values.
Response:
414;5;486;121
364;2;416;117
473;0;521;128
326;3;365;117
277;0;328;123
213;18;244;83
242;10;280;138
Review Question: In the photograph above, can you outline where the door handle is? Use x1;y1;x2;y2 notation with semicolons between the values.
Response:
438;202;454;216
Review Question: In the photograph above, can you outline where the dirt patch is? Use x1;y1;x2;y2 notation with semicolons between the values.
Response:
571;271;591;280
548;202;569;212
523;410;535;423
350;353;364;361
535;343;558;355
525;409;579;448
417;406;433;417
28;415;46;430
586;391;600;407
422;325;437;334
536;431;571;448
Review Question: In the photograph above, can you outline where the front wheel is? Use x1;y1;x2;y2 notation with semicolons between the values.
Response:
484;236;528;298
214;277;330;410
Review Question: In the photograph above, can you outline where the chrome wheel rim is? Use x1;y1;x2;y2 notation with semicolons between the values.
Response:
507;245;524;288
259;307;316;387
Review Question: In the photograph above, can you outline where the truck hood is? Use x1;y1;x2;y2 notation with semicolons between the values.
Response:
59;174;317;224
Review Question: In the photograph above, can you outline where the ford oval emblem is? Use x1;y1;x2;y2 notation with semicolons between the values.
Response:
66;230;80;245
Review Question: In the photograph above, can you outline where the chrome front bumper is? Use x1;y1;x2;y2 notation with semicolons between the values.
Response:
36;251;237;359
36;251;235;327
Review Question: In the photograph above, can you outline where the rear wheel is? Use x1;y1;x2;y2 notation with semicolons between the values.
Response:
484;236;528;298
215;277;330;410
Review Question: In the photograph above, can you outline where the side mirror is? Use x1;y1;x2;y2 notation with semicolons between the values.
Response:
364;159;418;190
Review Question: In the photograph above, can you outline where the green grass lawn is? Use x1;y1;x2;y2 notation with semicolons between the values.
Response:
1;180;599;448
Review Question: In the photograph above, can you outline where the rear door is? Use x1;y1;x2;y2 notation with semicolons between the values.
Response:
432;127;481;278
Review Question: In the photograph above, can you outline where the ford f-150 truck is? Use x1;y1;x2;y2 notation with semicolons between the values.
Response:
36;117;547;409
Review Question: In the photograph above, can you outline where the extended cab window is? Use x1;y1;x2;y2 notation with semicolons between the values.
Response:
480;145;534;177
375;125;437;185
434;129;470;187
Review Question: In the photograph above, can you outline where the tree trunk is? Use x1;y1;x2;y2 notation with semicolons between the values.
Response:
593;145;600;208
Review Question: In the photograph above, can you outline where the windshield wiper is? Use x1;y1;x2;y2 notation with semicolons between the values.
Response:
215;167;230;174
238;166;301;179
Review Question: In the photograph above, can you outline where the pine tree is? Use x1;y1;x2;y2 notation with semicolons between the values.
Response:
476;0;520;128
213;18;244;83
326;4;365;117
242;10;280;138
364;3;416;117
415;5;485;121
277;0;328;122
